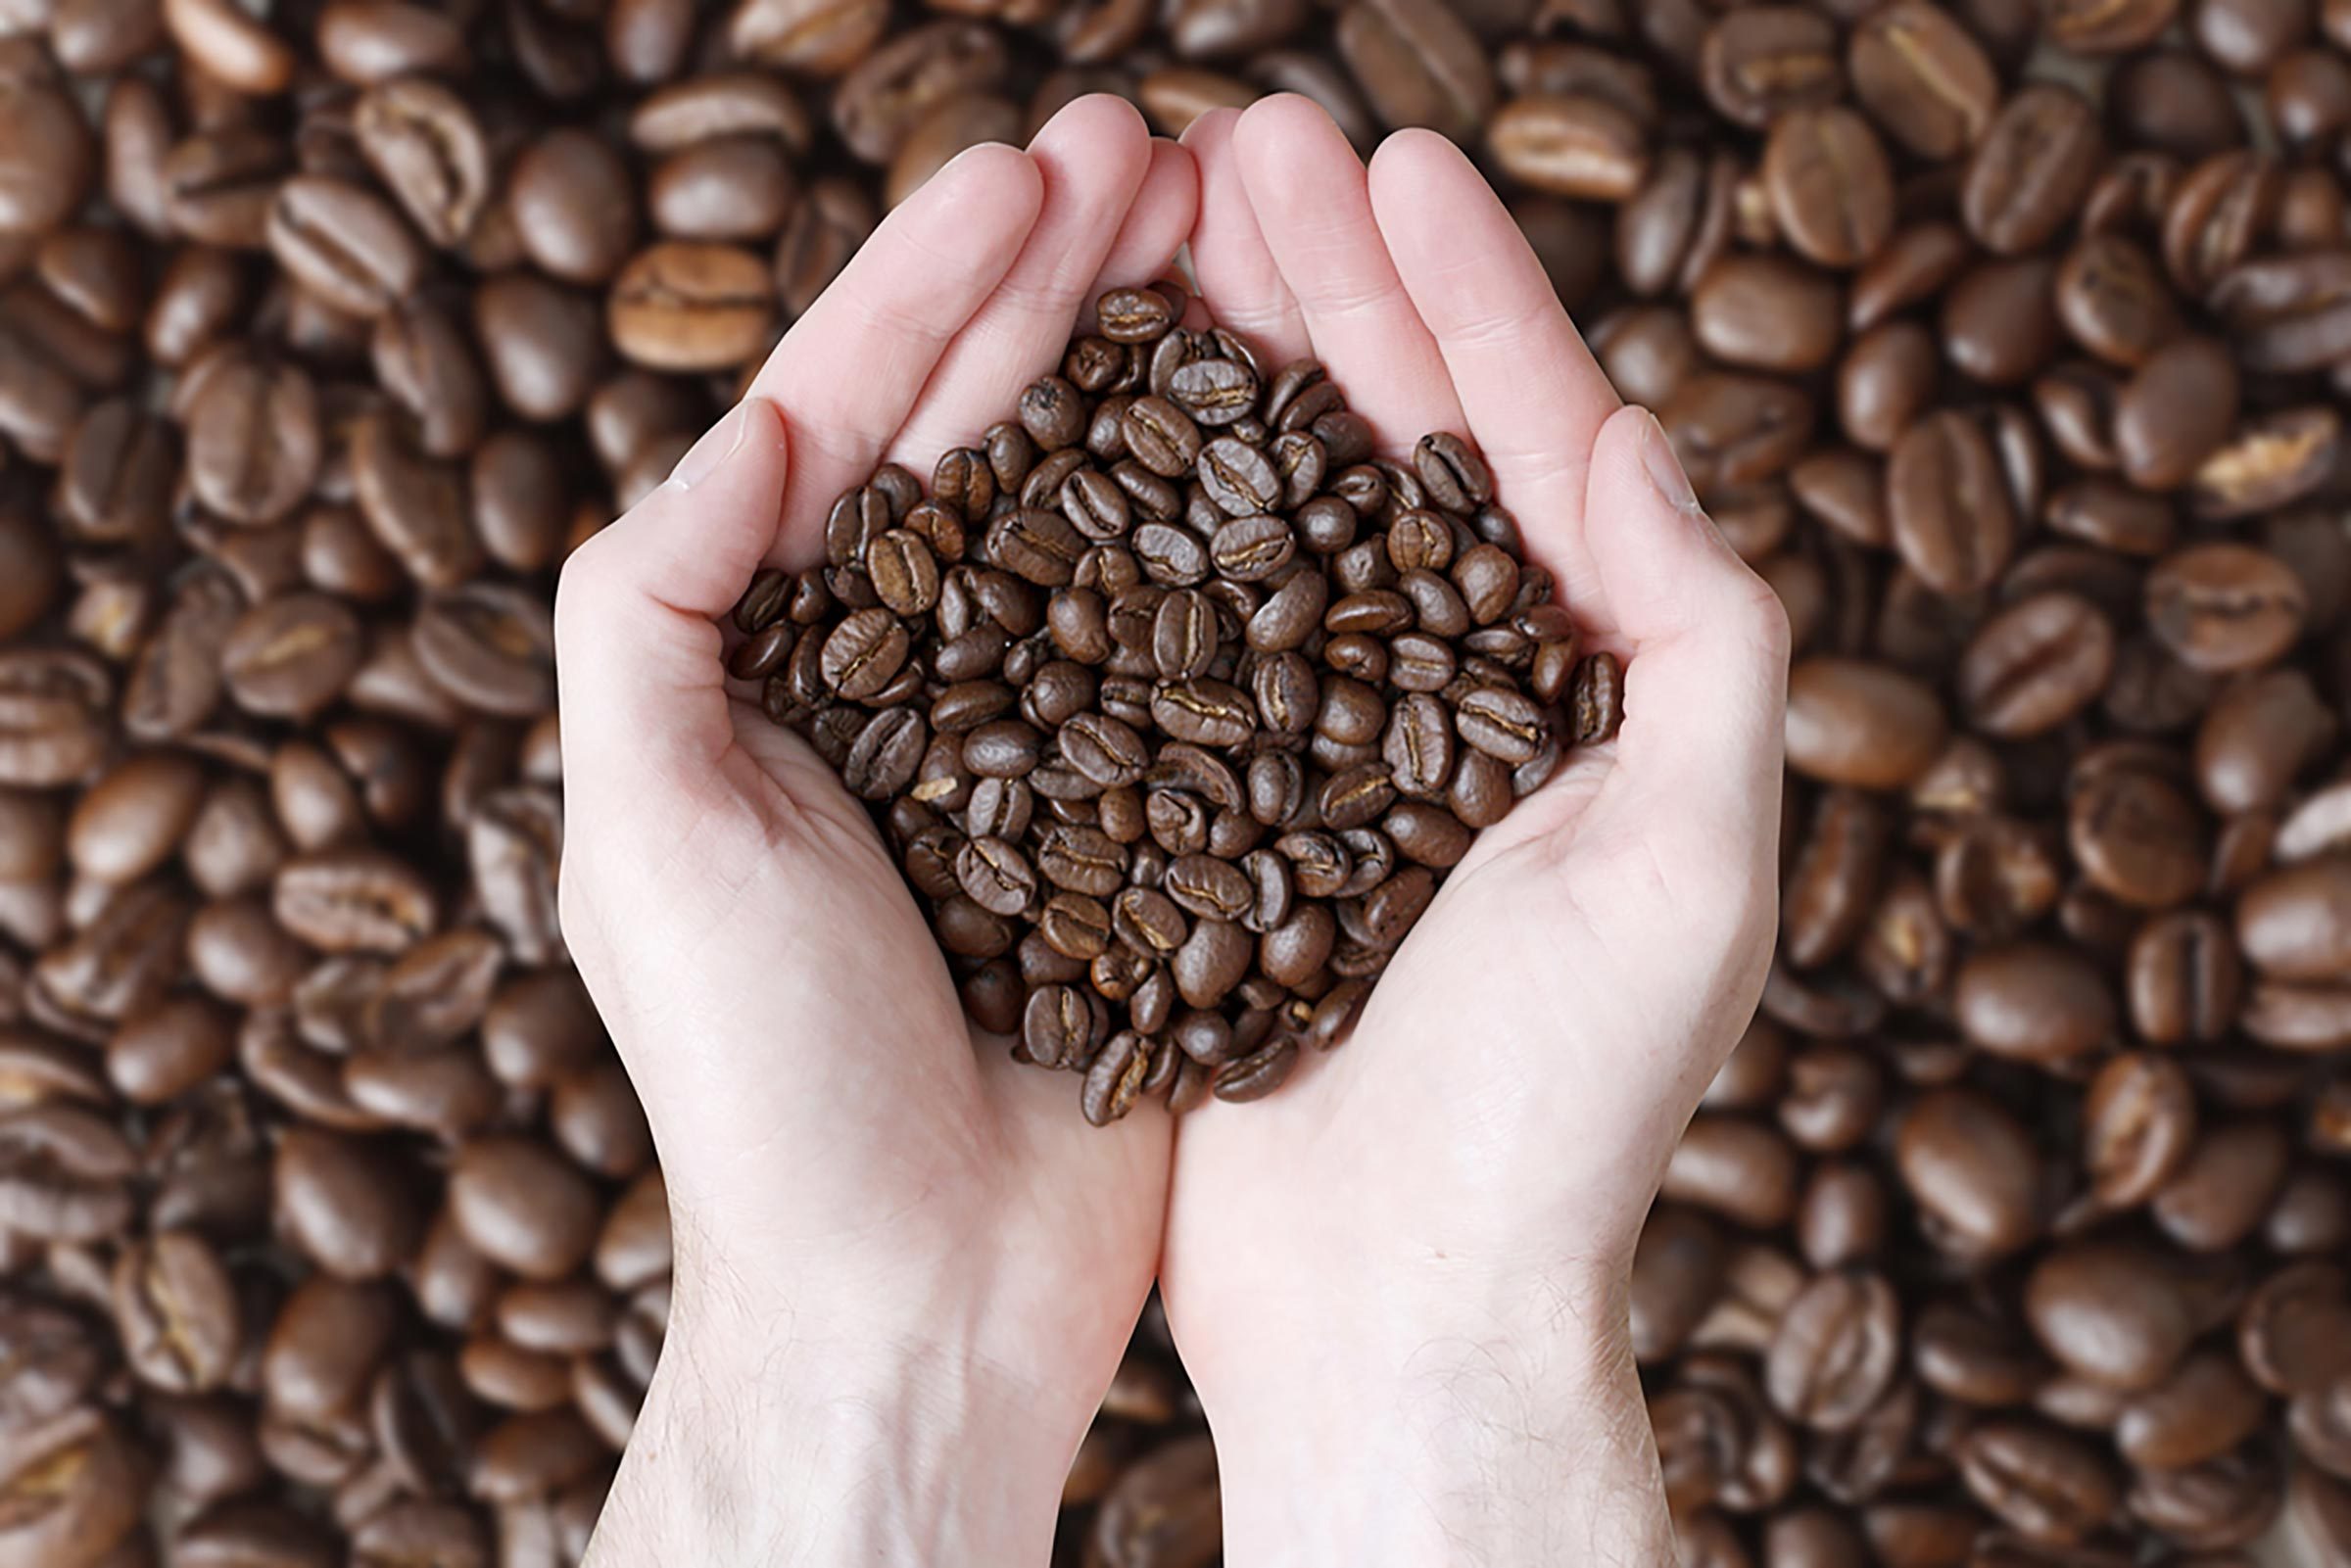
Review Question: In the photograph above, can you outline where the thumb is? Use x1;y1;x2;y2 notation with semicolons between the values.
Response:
1579;404;1791;892
553;398;790;802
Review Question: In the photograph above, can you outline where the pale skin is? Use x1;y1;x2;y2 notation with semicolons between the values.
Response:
558;93;1788;1568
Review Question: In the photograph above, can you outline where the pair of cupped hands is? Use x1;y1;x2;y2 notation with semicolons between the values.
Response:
556;95;1789;1564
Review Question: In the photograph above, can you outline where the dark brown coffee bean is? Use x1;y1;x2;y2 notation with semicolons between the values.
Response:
1897;1087;2042;1258
1765;1271;1900;1430
266;176;425;319
817;608;910;701
1453;687;1547;765
2145;543;2307;673
1783;658;1945;788
1169;358;1260;429
1017;981;1096;1069
1489;93;1649;201
1693;255;1846;374
2068;766;2205;910
2025;1241;2196;1389
273;851;435;955
181;350;321;528
412;585;556;718
1211;1034;1297;1102
1956;593;2117;737
1660;372;1817;492
1209;514;1295;581
1080;1028;1153;1126
1848;1;1998;159
955;834;1037;919
1964;84;2105;256
2055;234;2183;369
607;242;775;373
2101;334;2240;497
1958;1419;2119;1546
112;1232;238;1394
1764;106;1895;268
1699;7;1839;127
1334;0;1494;138
986;508;1087;588
351;77;490;250
2237;857;2351;983
1888;410;2017;594
350;409;482;592
1151;679;1256;747
1955;941;2116;1066
2084;1052;2199;1211
2152;1119;2291;1253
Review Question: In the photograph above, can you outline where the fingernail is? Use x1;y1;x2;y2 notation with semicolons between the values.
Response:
667;403;748;492
1637;408;1700;515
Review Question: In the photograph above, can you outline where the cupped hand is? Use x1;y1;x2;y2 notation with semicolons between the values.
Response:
554;99;1195;1562
1160;97;1792;1562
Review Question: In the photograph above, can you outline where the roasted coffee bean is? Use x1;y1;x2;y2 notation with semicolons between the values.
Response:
1080;1028;1152;1126
1964;84;2105;256
2145;543;2307;674
1337;0;1495;140
1489;93;1648;201
1849;1;1997;159
1888;410;2017;595
2069;765;2204;910
266;176;425;319
2116;334;2240;493
607;242;775;373
1956;593;2118;738
1897;1087;2042;1258
2026;1241;2197;1390
1955;941;2116;1067
112;1232;239;1394
352;77;491;249
1211;1033;1296;1102
1957;1419;2119;1546
1784;657;1946;789
1764;106;1895;269
1766;1271;1900;1430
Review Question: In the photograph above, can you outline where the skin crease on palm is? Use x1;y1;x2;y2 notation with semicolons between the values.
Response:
555;89;1789;1568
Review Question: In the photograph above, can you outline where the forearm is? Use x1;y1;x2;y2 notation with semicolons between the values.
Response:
1205;1267;1675;1568
584;1275;1080;1568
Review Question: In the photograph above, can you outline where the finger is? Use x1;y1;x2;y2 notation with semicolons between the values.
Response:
1579;405;1791;865
744;144;1043;556
554;399;790;795
1179;107;1308;362
890;96;1156;469
1230;94;1463;440
1367;129;1623;618
1088;137;1200;307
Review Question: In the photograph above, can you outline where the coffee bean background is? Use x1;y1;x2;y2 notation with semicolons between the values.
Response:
0;0;2348;1563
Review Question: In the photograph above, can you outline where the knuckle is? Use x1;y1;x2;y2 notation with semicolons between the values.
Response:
552;534;618;636
1742;575;1794;668
1711;557;1793;670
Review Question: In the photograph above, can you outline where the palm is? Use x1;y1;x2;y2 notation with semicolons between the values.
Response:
1158;100;1789;1396
684;709;1168;1353
556;97;1198;1404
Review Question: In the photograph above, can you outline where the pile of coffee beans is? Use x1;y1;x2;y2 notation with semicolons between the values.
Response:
746;282;1612;1124
2;0;2351;1562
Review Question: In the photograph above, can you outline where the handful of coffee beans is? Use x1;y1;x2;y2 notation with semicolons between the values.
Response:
735;283;1618;1125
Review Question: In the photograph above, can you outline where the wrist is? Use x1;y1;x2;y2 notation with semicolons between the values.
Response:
586;1255;1088;1567
1190;1258;1674;1566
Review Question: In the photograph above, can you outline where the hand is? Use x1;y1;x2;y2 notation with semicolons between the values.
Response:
553;100;1196;1565
1160;98;1791;1564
